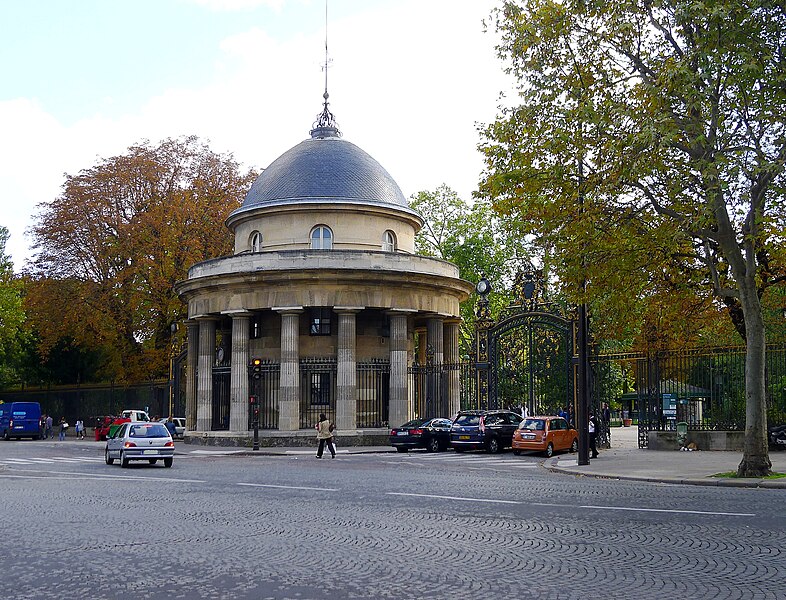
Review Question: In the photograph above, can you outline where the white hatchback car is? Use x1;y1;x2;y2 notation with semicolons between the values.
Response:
105;421;174;468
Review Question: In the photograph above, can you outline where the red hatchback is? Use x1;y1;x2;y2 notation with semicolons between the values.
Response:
512;416;578;457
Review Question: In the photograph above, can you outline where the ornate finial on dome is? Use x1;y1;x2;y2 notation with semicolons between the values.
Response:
310;1;341;139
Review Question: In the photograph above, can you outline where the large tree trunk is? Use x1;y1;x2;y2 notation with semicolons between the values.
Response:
736;287;772;477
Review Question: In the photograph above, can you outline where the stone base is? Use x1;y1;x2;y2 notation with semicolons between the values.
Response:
183;428;389;448
648;430;745;451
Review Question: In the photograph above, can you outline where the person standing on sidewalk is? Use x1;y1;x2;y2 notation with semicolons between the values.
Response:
75;419;84;440
58;417;67;441
315;413;336;459
588;413;599;458
45;414;53;440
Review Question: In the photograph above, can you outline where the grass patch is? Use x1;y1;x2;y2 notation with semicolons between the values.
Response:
711;471;786;479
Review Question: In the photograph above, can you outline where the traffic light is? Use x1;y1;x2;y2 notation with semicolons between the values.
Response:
249;395;257;406
250;358;262;379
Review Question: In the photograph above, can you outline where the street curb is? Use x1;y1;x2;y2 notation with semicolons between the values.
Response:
546;459;786;489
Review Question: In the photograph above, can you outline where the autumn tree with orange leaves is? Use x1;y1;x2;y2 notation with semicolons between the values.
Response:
25;136;257;382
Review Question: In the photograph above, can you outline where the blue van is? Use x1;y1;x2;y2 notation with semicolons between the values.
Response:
0;401;42;440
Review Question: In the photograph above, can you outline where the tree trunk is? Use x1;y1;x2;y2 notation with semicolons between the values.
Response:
736;287;772;477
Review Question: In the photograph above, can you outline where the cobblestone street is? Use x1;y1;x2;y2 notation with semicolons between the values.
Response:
1;440;784;599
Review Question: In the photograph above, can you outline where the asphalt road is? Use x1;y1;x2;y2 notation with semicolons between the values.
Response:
1;440;784;600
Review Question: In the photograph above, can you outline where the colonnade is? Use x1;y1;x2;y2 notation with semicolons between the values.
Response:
183;308;461;433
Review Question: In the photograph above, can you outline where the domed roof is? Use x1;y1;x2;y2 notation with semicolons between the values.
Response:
229;123;417;222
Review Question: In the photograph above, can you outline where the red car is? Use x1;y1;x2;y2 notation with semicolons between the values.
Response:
512;416;578;457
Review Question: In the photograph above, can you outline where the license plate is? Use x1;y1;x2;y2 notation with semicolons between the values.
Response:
523;434;535;439
397;431;408;436
459;435;470;440
142;449;158;455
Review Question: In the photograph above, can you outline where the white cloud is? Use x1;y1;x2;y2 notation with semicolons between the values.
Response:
1;0;512;272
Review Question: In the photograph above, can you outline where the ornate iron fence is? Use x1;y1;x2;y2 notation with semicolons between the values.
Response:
249;360;280;430
357;360;389;428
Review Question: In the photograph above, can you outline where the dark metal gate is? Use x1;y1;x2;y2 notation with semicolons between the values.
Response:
475;270;575;415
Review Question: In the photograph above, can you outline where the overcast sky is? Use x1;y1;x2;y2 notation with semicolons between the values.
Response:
0;0;512;271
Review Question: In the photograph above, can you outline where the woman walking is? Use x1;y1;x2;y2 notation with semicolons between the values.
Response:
315;413;336;459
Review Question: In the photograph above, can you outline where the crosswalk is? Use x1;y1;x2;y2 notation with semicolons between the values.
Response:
387;452;540;471
0;456;105;466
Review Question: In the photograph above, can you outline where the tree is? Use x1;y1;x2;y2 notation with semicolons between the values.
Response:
25;137;257;382
411;185;529;354
0;226;27;387
479;1;786;475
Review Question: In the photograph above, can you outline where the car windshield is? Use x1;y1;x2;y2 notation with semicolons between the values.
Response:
519;418;546;431
454;414;481;426
400;419;428;428
129;423;170;438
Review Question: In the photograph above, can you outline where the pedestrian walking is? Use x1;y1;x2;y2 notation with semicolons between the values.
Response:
58;417;68;441
165;417;177;438
40;414;47;439
75;419;84;440
45;414;53;440
601;402;611;448
315;413;336;459
588;413;599;458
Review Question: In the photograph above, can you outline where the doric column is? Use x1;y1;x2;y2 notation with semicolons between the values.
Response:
196;317;217;432
185;320;199;432
388;311;412;427
335;308;361;431
426;316;445;417
276;308;302;431
444;319;461;417
226;311;252;432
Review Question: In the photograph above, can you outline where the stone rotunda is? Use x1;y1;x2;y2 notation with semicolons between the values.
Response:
175;100;474;445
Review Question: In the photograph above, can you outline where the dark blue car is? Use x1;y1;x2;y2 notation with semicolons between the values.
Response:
0;401;42;440
450;409;524;453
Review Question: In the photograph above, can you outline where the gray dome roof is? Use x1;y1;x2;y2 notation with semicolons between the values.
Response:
230;126;416;221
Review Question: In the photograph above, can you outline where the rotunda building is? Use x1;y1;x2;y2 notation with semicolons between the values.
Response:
175;105;474;444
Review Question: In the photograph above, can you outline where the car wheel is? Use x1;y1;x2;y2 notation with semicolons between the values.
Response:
427;438;440;453
163;457;173;468
513;449;521;456
105;449;114;465
570;438;578;453
487;437;501;454
396;447;408;453
148;459;157;465
120;451;129;468
545;443;554;458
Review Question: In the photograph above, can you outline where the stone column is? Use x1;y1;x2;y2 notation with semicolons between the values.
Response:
196;317;217;432
226;311;252;432
185;320;199;433
444;319;461;417
335;309;360;431
276;308;302;431
426;316;445;416
388;311;410;428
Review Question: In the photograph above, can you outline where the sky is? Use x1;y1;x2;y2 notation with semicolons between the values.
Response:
0;0;513;272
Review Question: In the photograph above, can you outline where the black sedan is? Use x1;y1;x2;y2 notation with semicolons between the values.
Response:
389;417;452;452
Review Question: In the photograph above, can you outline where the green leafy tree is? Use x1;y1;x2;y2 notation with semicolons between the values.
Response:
0;226;27;387
479;0;786;476
411;185;529;354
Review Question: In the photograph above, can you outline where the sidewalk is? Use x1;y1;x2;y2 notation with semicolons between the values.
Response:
547;426;786;489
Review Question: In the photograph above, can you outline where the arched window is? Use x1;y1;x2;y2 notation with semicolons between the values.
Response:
249;231;262;253
382;230;396;252
310;225;333;250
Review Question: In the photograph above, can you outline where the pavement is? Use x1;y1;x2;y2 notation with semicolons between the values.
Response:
546;425;786;489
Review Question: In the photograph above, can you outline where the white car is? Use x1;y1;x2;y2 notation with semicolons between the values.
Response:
158;417;185;439
105;421;174;468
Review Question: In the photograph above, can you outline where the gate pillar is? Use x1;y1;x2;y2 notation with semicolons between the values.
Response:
226;310;252;432
276;308;303;431
185;320;199;432
196;316;218;432
335;308;361;431
388;311;411;428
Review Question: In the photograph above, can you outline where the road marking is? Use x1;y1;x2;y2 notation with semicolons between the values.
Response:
387;492;520;505
189;449;247;455
238;483;339;492
578;504;756;517
0;470;206;483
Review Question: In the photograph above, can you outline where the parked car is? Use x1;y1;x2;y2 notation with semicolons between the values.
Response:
107;409;151;438
450;409;524;453
512;416;578;458
105;421;174;468
0;401;42;440
158;417;186;439
769;424;786;450
389;417;452;452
